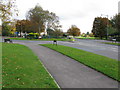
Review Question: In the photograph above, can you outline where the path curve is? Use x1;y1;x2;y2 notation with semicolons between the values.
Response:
14;41;119;88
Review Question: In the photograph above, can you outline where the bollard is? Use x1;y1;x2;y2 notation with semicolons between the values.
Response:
53;40;57;45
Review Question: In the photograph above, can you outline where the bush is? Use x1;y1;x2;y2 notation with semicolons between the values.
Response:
33;33;39;39
26;33;39;39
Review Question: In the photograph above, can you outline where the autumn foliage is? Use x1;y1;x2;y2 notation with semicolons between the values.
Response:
92;17;109;39
67;25;81;36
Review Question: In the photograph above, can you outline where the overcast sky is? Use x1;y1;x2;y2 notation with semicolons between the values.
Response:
15;0;119;33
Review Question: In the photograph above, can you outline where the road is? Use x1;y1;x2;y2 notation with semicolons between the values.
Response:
6;38;118;60
58;39;118;60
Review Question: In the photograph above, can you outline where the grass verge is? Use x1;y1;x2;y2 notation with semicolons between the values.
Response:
40;44;120;81
2;43;58;88
75;37;108;40
8;37;71;41
102;42;120;46
75;37;96;39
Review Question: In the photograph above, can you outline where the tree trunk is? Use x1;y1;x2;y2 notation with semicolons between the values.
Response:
106;36;107;40
20;25;22;37
38;26;41;36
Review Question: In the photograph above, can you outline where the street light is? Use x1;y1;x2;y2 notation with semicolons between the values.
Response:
101;14;109;40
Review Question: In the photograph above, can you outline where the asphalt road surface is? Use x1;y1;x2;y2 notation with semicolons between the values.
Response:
6;38;119;60
58;39;119;60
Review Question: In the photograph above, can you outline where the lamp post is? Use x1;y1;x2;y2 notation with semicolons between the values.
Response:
101;14;109;40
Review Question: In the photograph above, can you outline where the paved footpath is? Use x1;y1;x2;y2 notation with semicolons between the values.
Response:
14;41;119;88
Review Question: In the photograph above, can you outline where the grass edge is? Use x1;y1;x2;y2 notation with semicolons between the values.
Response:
40;44;120;82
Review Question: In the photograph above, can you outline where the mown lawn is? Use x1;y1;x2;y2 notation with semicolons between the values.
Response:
102;42;120;46
41;44;120;81
8;37;71;41
8;38;28;40
2;43;58;88
75;36;108;40
75;37;96;39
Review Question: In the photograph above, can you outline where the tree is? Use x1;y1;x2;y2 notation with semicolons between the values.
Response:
110;14;120;36
26;4;61;36
0;0;18;22
89;32;94;37
47;28;54;37
16;20;25;37
63;33;68;37
46;12;62;31
47;28;63;38
92;17;109;39
53;29;63;38
2;22;11;36
0;0;18;36
86;32;89;35
16;19;37;36
81;33;86;37
26;5;45;35
67;25;81;36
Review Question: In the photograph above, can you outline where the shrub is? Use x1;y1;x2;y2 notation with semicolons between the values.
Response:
26;33;39;39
